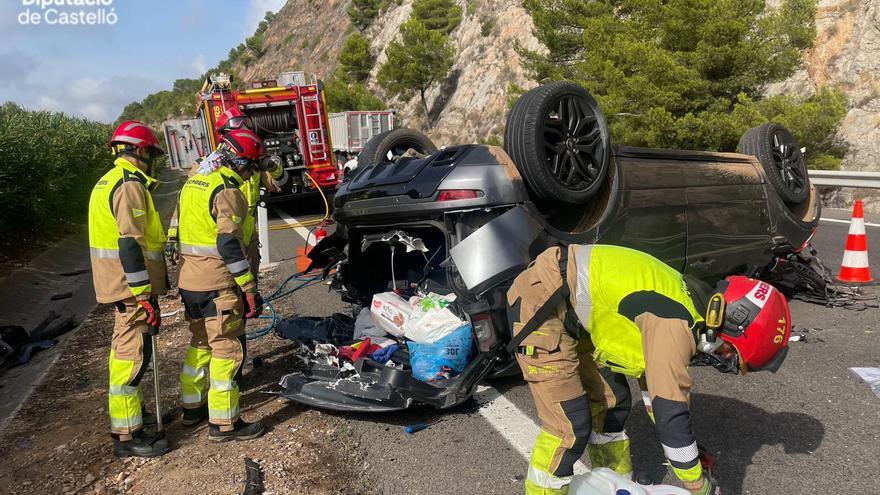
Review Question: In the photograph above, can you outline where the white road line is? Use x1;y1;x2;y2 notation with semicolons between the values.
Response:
274;208;318;246
821;218;880;228
474;386;590;475
281;223;589;473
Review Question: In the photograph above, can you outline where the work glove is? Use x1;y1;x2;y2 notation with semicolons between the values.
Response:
243;291;264;318
136;298;161;332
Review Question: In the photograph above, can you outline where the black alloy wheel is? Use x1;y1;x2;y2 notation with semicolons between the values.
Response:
738;123;810;205
543;94;606;192
770;129;808;198
505;82;611;204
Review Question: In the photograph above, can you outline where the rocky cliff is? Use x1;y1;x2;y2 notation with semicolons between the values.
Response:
246;0;878;169
767;0;880;172
238;0;541;145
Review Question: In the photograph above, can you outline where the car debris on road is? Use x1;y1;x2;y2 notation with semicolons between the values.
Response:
849;367;880;398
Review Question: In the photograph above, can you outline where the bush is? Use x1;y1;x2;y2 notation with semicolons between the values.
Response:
480;18;495;37
0;103;113;240
324;70;386;112
348;0;391;31
412;0;462;34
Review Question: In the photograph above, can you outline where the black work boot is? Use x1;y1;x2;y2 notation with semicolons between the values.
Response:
208;419;265;442
112;431;170;458
181;404;208;427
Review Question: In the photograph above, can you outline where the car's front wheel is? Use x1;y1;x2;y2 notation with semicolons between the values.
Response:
504;82;611;205
738;123;810;205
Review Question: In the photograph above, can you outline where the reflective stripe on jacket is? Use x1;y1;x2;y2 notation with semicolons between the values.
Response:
178;167;254;292
241;173;261;243
88;158;167;303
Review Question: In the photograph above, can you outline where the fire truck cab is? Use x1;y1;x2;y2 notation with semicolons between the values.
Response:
196;71;338;198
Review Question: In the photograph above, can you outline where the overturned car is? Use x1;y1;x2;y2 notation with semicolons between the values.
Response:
277;82;823;412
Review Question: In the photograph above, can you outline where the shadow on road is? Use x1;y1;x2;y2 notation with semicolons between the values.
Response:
628;393;825;495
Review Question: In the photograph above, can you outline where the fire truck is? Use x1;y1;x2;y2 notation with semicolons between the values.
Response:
196;71;338;197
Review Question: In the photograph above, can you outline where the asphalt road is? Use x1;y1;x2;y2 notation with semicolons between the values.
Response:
259;200;880;495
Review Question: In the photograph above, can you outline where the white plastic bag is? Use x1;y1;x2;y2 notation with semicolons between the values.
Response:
404;293;467;344
370;292;412;338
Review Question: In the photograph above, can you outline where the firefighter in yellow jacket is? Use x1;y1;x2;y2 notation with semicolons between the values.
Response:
176;129;266;440
508;245;792;495
165;106;280;280
88;121;170;458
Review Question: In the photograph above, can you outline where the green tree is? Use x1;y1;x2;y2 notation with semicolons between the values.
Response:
412;0;462;34
339;33;376;83
244;11;276;56
324;69;386;112
520;0;846;168
378;20;455;120
348;0;389;31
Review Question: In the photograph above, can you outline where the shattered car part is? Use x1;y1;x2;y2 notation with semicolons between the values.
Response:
362;231;429;253
450;206;544;293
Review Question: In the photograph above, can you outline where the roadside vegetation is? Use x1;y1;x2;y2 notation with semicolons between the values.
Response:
0;103;111;241
520;0;847;169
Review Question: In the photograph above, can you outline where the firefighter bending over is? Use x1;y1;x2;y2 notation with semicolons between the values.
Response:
508;245;791;495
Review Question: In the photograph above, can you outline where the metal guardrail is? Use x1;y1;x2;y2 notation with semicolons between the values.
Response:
809;170;880;189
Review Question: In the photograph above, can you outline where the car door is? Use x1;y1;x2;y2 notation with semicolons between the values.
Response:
599;151;688;271
684;155;773;281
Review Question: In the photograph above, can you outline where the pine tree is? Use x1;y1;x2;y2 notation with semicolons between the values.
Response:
348;0;388;31
521;0;847;168
412;0;462;35
378;20;455;122
338;34;375;83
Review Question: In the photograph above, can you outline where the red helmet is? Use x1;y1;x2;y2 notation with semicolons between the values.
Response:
220;129;265;162
216;106;253;134
109;120;164;155
699;276;791;374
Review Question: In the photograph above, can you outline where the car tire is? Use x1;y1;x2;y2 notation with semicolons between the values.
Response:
504;82;611;204
738;123;810;205
358;128;438;168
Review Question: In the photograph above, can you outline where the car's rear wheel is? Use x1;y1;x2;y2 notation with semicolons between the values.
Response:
358;128;438;168
504;82;611;204
738;123;810;205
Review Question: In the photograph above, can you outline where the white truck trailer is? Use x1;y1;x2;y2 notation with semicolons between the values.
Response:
328;111;394;177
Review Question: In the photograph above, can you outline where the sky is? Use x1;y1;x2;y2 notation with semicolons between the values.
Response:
0;0;287;123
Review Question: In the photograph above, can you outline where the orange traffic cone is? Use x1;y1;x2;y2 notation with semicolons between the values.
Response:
837;200;873;283
295;246;310;274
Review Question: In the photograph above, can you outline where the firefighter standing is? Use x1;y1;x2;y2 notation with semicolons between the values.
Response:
176;129;267;440
201;106;280;279
88;121;170;457
508;245;792;495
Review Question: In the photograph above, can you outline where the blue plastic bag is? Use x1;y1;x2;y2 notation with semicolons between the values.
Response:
408;324;474;382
